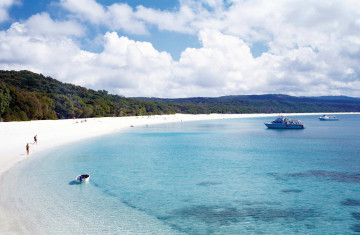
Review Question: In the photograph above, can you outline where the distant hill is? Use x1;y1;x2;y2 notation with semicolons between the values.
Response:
135;94;360;114
1;70;360;122
306;96;360;101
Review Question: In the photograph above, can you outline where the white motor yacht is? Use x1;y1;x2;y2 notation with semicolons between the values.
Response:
265;116;304;129
319;114;338;121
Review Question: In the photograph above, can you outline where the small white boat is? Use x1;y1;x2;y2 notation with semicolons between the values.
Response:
319;114;338;121
265;116;304;129
75;174;90;183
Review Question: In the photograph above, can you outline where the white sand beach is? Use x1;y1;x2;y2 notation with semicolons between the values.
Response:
0;112;356;233
0;113;282;177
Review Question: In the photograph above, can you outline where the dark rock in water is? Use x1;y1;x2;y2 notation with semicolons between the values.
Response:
196;181;221;186
352;212;360;220
281;189;303;193
172;204;319;224
172;205;244;226
341;199;360;206
245;207;320;222
285;170;360;183
351;223;360;232
234;200;280;206
164;204;321;234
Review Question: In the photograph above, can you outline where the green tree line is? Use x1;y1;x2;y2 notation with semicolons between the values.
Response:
136;94;360;114
1;70;360;122
0;70;177;121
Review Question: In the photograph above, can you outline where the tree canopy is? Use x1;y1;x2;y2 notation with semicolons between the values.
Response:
1;70;360;122
0;70;177;121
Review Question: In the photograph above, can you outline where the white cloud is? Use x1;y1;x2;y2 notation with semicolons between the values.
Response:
91;32;173;96
0;21;173;96
60;0;106;24
0;14;84;83
60;0;147;34
0;0;19;23
0;22;81;75
25;12;84;37
135;5;196;34
1;0;360;97
1;22;360;97
172;29;256;96
107;3;147;34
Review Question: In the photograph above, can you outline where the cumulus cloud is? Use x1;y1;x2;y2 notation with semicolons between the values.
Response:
0;0;19;23
1;24;360;97
60;0;147;34
25;13;84;37
171;29;256;96
60;0;106;24
82;32;173;96
1;0;360;97
135;5;196;34
0;22;82;76
0;20;173;96
0;14;84;82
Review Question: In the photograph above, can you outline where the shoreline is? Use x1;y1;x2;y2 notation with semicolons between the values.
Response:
1;112;333;177
0;112;358;233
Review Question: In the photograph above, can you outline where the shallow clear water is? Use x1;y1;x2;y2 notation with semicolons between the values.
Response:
3;115;360;234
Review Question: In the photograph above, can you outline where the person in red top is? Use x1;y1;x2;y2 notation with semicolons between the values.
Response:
26;143;30;155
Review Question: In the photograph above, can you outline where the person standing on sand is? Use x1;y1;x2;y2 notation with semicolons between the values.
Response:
26;143;30;155
34;135;37;144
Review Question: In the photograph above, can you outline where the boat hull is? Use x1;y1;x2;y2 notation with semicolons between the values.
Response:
265;123;304;129
319;118;338;121
319;115;338;121
264;116;305;129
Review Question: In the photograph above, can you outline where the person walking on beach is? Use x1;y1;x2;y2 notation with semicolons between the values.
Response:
26;143;30;156
34;135;37;145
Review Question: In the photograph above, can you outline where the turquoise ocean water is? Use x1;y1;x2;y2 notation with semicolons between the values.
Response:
2;114;360;234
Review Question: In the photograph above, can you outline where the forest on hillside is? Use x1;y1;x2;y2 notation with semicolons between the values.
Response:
1;70;360;122
136;94;360;114
0;70;177;121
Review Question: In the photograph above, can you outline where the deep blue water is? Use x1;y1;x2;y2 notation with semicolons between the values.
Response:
3;114;360;234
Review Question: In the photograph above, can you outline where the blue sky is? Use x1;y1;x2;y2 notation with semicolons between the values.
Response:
4;0;194;57
0;0;360;98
